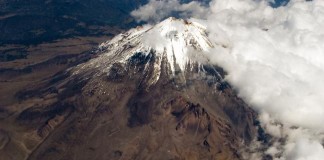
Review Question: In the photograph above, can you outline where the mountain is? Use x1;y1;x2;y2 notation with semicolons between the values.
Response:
0;18;257;160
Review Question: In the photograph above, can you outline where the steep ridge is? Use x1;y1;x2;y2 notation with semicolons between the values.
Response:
0;18;258;160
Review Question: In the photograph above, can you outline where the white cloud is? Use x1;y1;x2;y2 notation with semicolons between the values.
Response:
285;138;324;160
131;0;208;23
205;0;324;159
206;0;324;130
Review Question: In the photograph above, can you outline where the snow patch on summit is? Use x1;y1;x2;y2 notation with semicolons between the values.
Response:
101;17;213;71
142;17;213;72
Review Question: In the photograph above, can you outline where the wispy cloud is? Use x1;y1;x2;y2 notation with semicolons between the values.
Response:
131;0;209;23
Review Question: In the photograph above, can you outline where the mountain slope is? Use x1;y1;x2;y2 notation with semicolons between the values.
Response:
0;18;257;160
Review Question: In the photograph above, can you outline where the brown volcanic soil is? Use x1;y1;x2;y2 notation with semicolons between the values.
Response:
0;36;114;106
0;51;257;160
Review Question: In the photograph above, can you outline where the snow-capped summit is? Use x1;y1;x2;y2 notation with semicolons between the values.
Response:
141;17;214;72
73;17;215;84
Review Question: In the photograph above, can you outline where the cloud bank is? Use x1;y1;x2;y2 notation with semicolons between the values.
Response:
131;0;324;159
